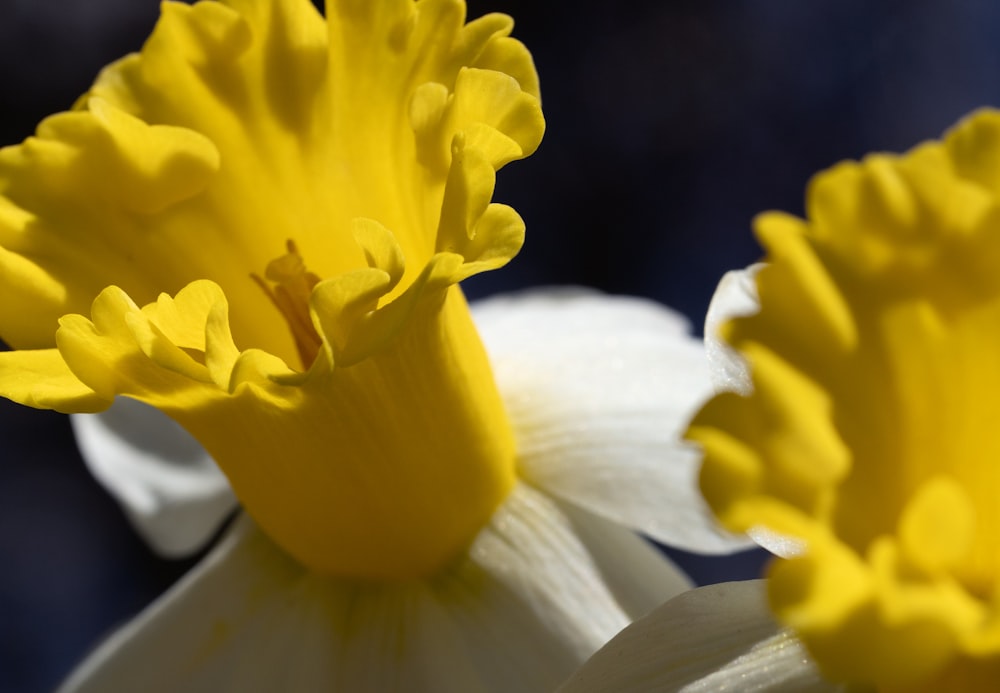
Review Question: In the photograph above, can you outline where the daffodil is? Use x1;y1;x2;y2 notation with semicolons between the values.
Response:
0;0;745;689
560;110;1000;693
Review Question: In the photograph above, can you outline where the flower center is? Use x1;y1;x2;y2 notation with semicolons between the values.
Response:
194;241;520;580
251;240;323;368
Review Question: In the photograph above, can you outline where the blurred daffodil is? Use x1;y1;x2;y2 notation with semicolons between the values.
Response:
561;110;1000;693
0;0;743;689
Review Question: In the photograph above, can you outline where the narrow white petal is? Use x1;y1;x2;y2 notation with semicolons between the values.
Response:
70;397;236;557
61;485;692;693
59;515;317;693
704;266;762;397
335;483;684;691
474;289;749;554
60;516;456;692
557;501;693;620
747;526;807;559
439;483;649;689
558;580;843;693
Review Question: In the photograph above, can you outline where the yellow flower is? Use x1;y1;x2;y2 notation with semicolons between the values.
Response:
561;111;1000;693
692;110;1000;691
0;0;745;689
1;0;544;580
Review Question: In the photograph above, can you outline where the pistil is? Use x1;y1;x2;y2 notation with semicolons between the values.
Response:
252;240;323;368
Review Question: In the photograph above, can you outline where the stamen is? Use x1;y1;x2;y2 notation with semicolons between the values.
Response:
252;240;322;368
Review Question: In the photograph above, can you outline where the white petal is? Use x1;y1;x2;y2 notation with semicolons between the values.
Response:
61;485;692;693
407;482;692;690
704;266;762;397
399;483;691;690
557;500;693;620
70;397;236;557
61;515;438;692
704;270;806;560
474;289;750;554
59;514;316;693
747;526;807;559
557;580;843;693
455;483;693;687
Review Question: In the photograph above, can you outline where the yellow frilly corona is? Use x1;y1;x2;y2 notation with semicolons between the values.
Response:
0;0;544;580
688;110;1000;691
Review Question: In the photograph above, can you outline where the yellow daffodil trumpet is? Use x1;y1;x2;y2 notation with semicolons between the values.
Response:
688;110;1000;690
0;0;543;581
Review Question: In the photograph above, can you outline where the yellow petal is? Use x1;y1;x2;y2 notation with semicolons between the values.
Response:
0;0;543;369
0;348;108;413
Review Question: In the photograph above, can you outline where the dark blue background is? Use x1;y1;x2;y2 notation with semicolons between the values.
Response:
2;1;999;690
